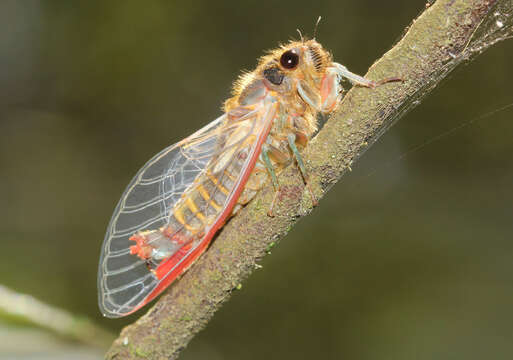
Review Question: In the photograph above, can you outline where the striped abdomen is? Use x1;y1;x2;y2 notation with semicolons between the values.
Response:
128;146;247;274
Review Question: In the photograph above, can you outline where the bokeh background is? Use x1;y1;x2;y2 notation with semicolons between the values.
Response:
1;1;512;359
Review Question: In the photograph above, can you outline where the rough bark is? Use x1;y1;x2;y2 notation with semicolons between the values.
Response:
106;0;512;358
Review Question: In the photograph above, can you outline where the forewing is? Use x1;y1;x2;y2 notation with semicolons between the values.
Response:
98;96;278;318
98;115;225;317
142;100;279;305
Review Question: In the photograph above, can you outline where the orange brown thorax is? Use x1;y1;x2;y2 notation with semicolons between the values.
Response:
226;39;334;137
223;39;341;206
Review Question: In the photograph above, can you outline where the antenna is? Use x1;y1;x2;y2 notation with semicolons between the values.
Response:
313;16;322;39
296;28;304;42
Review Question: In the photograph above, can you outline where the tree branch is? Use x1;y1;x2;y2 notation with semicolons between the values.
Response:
0;285;114;349
106;0;512;358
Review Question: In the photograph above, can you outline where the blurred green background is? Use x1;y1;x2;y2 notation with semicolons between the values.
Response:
1;1;513;359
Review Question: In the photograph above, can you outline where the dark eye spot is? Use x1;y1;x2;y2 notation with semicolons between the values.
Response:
280;49;299;69
263;67;284;85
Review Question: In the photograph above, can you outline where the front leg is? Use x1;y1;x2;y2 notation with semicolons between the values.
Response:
332;63;403;88
320;63;403;113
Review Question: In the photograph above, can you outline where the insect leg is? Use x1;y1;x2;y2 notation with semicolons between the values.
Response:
293;130;308;147
320;69;342;113
261;144;282;217
297;80;321;112
287;133;318;207
332;63;402;88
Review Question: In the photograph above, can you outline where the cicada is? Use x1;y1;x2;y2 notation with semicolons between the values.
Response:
97;37;399;318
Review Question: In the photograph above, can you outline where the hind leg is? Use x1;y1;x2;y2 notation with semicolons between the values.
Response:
262;144;289;217
287;133;318;207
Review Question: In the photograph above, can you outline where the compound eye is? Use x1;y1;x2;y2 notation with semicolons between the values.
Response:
280;49;299;70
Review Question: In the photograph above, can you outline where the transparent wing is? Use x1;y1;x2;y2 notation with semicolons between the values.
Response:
98;102;276;317
97;98;277;317
98;115;226;317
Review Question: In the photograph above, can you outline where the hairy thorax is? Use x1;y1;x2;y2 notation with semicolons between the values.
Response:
225;41;329;211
